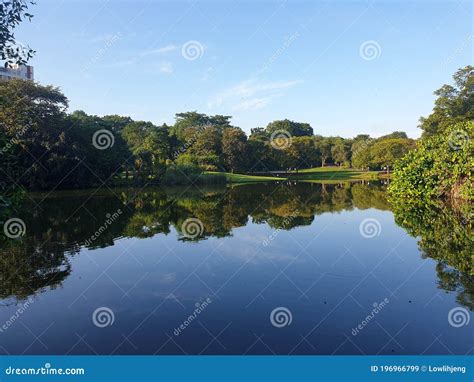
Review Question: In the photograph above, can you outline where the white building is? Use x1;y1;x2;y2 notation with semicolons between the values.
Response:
0;64;34;81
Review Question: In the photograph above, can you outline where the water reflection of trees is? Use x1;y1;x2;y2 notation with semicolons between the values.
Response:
391;200;473;309
0;241;71;301
0;182;471;309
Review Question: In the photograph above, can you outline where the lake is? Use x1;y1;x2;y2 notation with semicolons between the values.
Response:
0;181;472;355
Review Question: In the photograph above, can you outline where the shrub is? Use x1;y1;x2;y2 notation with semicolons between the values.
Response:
389;121;473;202
161;164;226;185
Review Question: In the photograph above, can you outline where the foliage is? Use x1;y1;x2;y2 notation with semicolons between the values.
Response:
122;121;169;181
419;66;474;137
351;137;372;169
331;139;349;166
369;138;415;170
245;138;277;171
0;80;419;190
377;131;408;140
162;164;225;185
0;0;35;65
170;111;231;141
222;127;247;172
314;136;333;167
0;79;74;189
265;119;313;137
390;198;473;308
389;68;473;203
389;121;473;201
351;136;415;171
184;125;223;171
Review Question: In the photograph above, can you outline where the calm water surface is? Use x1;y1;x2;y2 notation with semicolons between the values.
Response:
0;182;472;354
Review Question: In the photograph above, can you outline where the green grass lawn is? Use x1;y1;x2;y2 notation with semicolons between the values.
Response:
204;171;285;183
289;167;381;181
203;168;382;184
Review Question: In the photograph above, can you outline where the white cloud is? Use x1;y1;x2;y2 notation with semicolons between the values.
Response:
141;44;178;56
159;61;173;74
208;79;301;111
232;97;273;111
100;59;135;68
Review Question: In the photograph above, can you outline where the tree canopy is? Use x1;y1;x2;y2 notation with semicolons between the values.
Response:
419;66;474;136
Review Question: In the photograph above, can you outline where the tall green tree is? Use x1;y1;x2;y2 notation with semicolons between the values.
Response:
170;111;232;141
419;66;474;136
0;79;74;189
284;136;320;169
249;127;268;141
369;138;415;172
222;127;247;173
351;135;372;169
183;125;223;171
331;139;349;167
122;121;169;181
265;119;313;137
390;67;473;202
314;136;333;167
68;111;131;183
245;139;276;172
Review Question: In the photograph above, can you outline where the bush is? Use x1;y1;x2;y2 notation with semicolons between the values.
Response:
161;164;201;185
388;121;473;202
161;164;226;185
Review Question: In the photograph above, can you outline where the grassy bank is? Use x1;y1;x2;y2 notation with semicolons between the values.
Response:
202;168;383;184
94;167;383;189
203;172;284;183
289;167;382;181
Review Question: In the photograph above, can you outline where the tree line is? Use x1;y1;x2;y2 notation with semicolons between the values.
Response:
0;79;416;190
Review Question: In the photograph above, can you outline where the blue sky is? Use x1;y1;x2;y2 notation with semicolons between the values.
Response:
16;0;472;138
